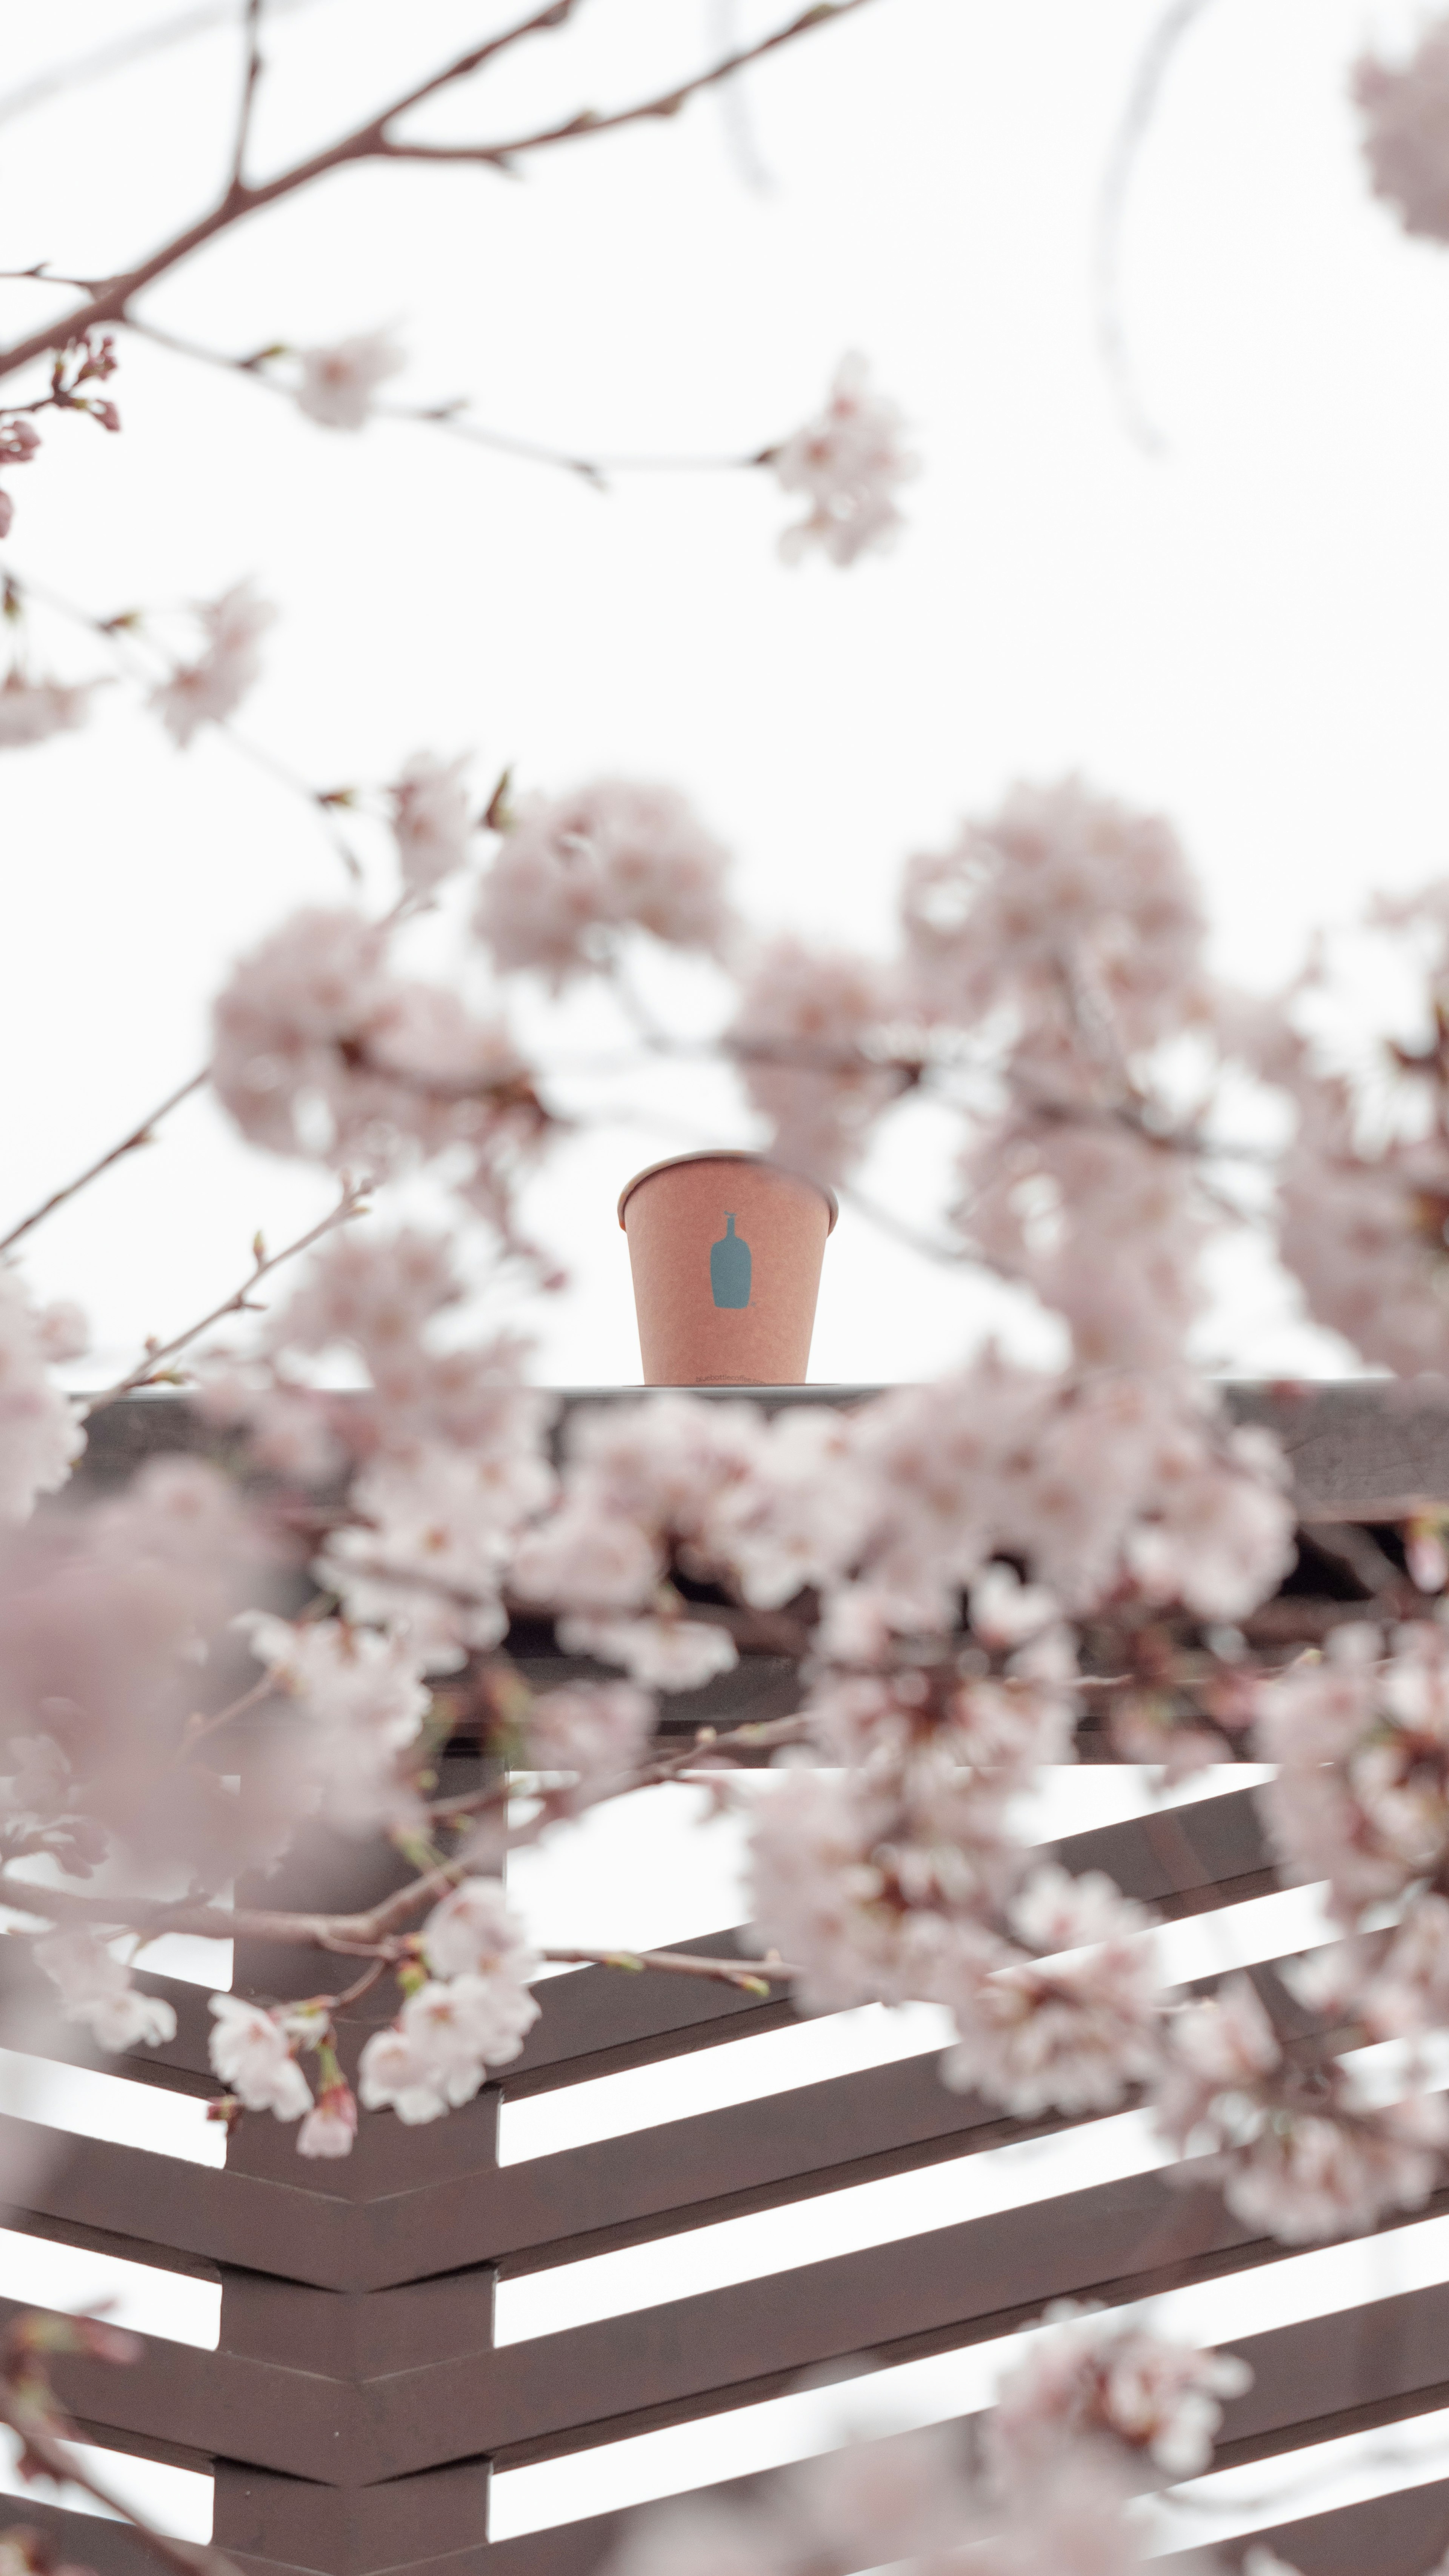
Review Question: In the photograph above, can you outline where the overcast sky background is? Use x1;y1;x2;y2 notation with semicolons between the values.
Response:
3;0;1447;1389
8;6;1449;2548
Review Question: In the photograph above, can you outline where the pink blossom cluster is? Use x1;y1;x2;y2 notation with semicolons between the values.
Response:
986;2302;1250;2482
207;1879;539;2151
729;939;906;1185
772;352;917;567
0;672;98;752
604;2311;1260;2576
209;913;541;1236
0;1456;288;1892
152;580;276;747
902;777;1208;1057
1154;1973;1448;2242
358;1878;540;2123
238;1612;434;1838
0;1270;86;1522
388;752;474;894
474;777;735;988
1355;17;1449;245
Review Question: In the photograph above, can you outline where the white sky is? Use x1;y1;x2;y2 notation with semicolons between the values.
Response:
3;0;1446;1387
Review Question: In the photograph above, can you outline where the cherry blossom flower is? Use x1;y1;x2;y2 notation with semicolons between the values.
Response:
34;1929;177;2053
208;1996;314;2121
772;353;917;567
474;777;734;987
1354;19;1449;244
298;2080;359;2158
729;939;905;1183
240;1612;433;1836
357;1968;540;2122
152;580;276;746
941;1867;1161;2119
418;1876;538;1983
0;1269;86;1522
0;673;98;751
296;329;405;430
1258;1621;1449;1919
388;752;473;894
986;2305;1250;2485
1154;1975;1449;2243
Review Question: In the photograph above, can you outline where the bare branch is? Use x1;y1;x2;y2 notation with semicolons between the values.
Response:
0;0;878;388
82;1178;371;1415
377;0;880;169
0;2378;240;2576
0;1067;209;1258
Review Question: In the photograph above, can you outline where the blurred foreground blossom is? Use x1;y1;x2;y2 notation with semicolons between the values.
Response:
296;329;405;430
152;578;276;746
0;673;98;751
389;751;474;894
1355;16;1449;243
474;777;735;986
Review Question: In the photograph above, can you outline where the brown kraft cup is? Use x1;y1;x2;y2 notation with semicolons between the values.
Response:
618;1151;838;1386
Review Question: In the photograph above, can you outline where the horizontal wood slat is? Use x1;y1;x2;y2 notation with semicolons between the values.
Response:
37;2140;1449;2484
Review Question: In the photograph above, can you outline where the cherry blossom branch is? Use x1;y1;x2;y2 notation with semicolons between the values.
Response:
126;313;775;491
0;1;877;389
375;2;878;170
82;1180;371;1415
538;1945;793;1993
0;1067;209;1257
0;2336;238;2576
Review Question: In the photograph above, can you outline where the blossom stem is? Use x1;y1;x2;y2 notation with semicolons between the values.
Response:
0;2382;239;2576
541;1945;796;1993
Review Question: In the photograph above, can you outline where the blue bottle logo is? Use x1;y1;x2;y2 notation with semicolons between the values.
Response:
710;1214;751;1309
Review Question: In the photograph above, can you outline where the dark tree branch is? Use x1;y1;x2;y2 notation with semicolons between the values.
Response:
0;0;878;389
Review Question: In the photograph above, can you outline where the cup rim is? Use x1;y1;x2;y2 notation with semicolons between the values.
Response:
617;1150;839;1233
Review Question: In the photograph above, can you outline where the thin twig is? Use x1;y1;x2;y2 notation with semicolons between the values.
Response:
540;1944;796;1992
0;1067;209;1258
0;0;329;136
0;2385;239;2576
125;314;769;489
82;1180;370;1415
228;0;267;200
1094;0;1223;453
